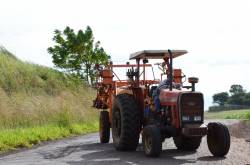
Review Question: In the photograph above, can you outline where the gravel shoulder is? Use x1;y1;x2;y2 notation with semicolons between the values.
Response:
0;120;249;165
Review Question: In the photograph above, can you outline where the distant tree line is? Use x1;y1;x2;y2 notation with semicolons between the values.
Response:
209;84;250;111
48;26;110;85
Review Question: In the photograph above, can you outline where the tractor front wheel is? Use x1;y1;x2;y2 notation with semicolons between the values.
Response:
207;122;230;157
99;111;110;143
112;94;141;151
173;135;202;151
142;125;162;157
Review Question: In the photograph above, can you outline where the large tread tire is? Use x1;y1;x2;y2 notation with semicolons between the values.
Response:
112;94;141;151
99;111;110;143
142;125;162;157
207;122;230;157
173;135;202;151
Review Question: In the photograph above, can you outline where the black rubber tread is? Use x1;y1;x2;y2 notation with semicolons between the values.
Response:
99;111;110;143
142;125;162;157
207;122;230;157
112;94;141;151
173;135;202;151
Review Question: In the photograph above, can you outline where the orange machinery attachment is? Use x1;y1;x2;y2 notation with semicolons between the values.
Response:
93;63;159;110
100;69;113;84
93;62;183;110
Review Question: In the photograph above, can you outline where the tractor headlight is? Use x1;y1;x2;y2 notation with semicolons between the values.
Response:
182;116;190;121
194;116;201;121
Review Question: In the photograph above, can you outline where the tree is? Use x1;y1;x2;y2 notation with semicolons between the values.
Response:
48;26;110;85
227;84;246;105
227;93;245;105
212;92;229;106
229;84;246;96
242;92;250;106
210;84;250;111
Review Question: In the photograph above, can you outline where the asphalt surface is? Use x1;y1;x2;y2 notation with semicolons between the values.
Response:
0;120;249;165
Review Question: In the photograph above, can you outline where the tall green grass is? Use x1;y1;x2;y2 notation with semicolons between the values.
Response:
0;47;99;152
205;109;250;120
0;122;98;152
0;47;82;96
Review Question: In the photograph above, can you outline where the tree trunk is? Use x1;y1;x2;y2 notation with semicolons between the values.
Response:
85;62;92;85
86;67;89;85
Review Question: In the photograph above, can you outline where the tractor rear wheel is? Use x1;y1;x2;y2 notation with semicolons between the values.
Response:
173;135;202;151
99;111;110;143
142;125;162;157
207;122;230;157
112;94;141;151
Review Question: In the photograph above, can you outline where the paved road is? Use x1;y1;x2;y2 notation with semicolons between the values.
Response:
0;120;249;165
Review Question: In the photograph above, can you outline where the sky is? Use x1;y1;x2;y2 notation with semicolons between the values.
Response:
1;0;250;109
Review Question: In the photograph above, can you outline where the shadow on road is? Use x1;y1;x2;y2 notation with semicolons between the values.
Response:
41;143;199;165
198;156;225;161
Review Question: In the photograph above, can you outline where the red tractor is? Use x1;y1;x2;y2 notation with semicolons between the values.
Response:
93;50;230;157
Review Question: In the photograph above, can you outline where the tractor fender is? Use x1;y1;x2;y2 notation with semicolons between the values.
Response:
116;88;133;95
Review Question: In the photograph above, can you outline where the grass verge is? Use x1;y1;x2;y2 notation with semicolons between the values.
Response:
0;47;99;153
0;122;98;153
205;109;250;120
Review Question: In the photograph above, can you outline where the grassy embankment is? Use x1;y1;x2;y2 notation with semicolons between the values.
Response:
205;109;250;120
0;48;98;152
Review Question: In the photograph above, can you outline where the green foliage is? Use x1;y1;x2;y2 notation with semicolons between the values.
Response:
227;93;245;105
242;93;250;106
0;46;17;60
48;26;110;85
205;109;250;120
0;49;99;152
246;111;250;120
0;50;83;95
212;92;229;106
211;84;250;111
229;84;246;96
0;122;98;152
209;105;250;111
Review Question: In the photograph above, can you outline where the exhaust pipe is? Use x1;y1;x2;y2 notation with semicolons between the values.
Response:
168;49;173;91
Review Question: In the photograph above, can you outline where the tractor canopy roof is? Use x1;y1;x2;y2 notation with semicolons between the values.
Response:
129;50;188;60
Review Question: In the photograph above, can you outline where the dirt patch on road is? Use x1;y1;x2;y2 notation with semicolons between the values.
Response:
228;120;250;141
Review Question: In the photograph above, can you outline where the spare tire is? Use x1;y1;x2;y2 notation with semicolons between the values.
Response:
207;122;230;157
112;94;141;151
